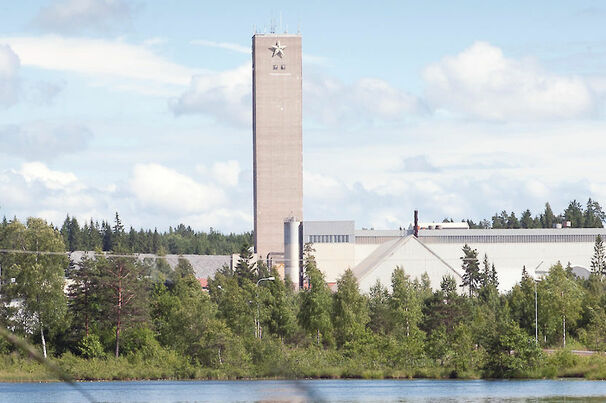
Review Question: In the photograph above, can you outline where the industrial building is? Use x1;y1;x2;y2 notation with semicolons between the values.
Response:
282;219;606;292
248;30;604;294
252;33;303;260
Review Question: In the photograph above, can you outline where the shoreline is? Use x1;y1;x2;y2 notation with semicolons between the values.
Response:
0;373;603;384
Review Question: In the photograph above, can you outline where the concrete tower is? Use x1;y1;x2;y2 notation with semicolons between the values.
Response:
252;33;303;259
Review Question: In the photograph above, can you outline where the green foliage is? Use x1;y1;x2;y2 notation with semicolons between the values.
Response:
332;269;369;347
538;263;585;346
234;243;257;282
298;245;333;346
0;218;69;357
590;235;606;277
264;268;297;340
368;280;391;334
77;334;104;359
54;214;252;255
5;210;606;381
460;244;481;297
390;267;423;339
484;320;543;378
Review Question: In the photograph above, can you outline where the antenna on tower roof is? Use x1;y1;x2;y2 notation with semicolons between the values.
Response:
270;16;276;33
279;11;283;33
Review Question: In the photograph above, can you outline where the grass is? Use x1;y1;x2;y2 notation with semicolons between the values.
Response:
1;349;606;382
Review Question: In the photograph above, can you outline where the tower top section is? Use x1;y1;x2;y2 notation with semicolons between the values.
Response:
252;33;301;38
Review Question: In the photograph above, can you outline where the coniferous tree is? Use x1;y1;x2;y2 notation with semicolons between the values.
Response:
67;255;103;340
585;198;605;228
234;243;257;283
541;203;556;228
520;209;534;229
460;244;481;297
590;235;606;278
564;200;585;228
507;212;521;229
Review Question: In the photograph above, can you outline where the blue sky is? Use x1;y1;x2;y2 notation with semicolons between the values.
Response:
1;0;606;233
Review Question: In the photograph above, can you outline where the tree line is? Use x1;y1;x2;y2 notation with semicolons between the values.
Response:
2;216;606;380
0;213;252;255
457;198;606;229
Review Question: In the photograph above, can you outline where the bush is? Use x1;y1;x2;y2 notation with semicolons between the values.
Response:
77;334;104;359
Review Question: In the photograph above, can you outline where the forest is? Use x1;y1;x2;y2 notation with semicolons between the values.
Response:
2;215;606;381
463;198;605;229
1;198;602;257
50;213;252;254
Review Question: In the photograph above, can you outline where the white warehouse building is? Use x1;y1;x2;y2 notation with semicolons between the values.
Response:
282;220;606;293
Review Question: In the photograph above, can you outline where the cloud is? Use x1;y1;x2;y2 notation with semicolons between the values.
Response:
1;35;197;86
190;39;326;65
401;155;440;172
0;122;93;161
0;162;105;225
170;63;251;126
130;163;226;214
211;160;240;187
423;41;595;121
190;39;250;54
0;44;20;108
19;161;77;190
142;37;167;47
33;0;137;34
25;80;65;105
0;161;250;233
304;74;423;126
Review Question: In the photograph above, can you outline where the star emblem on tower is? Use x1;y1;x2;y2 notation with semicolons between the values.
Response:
269;41;287;58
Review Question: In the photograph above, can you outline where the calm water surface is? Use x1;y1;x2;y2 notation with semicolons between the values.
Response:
1;379;606;402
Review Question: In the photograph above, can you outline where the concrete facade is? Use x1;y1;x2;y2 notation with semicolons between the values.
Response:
297;223;606;293
252;33;303;258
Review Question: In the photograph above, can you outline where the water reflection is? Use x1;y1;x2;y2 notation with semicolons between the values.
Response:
1;379;606;402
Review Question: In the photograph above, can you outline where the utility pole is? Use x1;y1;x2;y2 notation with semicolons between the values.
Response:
255;276;275;339
534;261;545;345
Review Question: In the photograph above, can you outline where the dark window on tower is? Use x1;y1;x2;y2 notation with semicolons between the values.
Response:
273;65;278;70
281;64;286;70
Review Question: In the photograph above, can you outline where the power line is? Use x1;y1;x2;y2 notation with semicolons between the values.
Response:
0;249;163;260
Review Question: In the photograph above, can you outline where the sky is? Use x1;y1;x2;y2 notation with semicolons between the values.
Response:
1;0;606;233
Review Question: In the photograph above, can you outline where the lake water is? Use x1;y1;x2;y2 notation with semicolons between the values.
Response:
1;379;606;402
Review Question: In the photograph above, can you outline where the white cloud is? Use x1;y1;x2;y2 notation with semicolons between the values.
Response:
130;163;226;214
143;37;167;47
170;63;251;126
423;41;595;120
401;155;439;172
0;122;93;160
0;162;111;226
190;39;250;54
1;35;197;86
181;209;253;233
19;162;77;190
304;74;423;126
34;0;137;34
0;44;20;108
211;160;240;187
190;39;326;65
